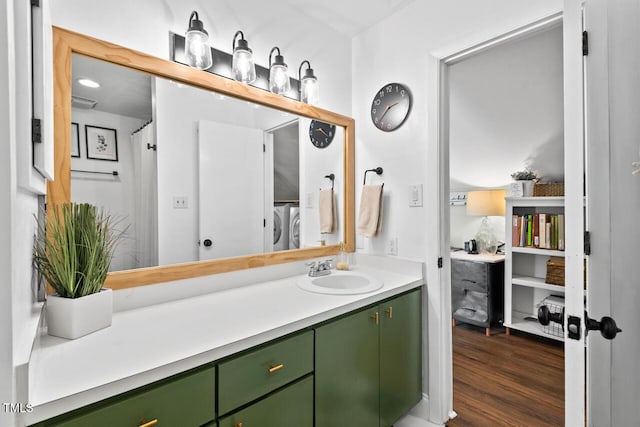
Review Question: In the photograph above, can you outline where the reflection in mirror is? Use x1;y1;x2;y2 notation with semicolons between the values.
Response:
70;54;344;273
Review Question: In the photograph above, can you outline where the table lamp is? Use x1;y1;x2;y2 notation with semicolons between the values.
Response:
466;189;506;254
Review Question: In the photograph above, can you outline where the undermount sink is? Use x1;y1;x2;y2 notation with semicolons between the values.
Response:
296;270;383;295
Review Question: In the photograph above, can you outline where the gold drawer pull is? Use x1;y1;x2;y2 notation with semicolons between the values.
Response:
385;306;393;319
235;423;243;427
139;420;158;427
268;363;284;373
370;312;379;325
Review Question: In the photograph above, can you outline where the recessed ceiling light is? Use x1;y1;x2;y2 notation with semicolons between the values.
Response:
77;78;100;88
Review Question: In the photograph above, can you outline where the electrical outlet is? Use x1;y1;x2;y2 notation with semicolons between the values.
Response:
173;196;188;209
387;236;398;256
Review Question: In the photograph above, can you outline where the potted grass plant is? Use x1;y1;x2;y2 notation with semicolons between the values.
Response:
33;203;122;339
510;169;539;197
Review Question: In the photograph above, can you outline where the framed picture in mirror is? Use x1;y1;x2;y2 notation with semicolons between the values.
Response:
71;122;80;158
85;125;118;161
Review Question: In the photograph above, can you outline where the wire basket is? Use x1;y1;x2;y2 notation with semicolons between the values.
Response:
537;295;565;338
533;182;564;196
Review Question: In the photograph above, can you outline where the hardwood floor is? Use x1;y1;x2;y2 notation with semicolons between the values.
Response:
447;324;564;427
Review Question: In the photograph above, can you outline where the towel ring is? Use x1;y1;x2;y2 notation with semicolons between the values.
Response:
363;167;383;185
324;174;335;191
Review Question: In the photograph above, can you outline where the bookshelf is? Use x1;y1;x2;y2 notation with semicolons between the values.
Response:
504;197;565;341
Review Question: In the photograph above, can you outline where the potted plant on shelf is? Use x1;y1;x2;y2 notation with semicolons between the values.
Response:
510;169;539;197
33;203;122;339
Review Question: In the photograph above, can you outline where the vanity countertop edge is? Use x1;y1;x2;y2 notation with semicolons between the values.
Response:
22;256;424;425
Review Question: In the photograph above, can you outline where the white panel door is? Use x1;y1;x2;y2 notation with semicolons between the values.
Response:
198;120;264;260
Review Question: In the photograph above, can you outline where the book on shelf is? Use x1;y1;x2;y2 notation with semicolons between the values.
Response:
510;212;564;251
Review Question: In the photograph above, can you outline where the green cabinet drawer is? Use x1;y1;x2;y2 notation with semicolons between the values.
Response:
35;365;215;427
217;375;313;427
218;330;314;415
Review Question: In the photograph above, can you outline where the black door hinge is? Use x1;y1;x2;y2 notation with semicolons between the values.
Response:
263;218;266;228
584;231;591;255
263;144;266;153
437;257;443;268
31;0;40;7
32;118;42;143
582;31;589;56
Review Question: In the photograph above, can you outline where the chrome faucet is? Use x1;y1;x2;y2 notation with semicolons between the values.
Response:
306;259;334;277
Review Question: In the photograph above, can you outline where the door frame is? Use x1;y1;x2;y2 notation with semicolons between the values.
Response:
425;11;564;425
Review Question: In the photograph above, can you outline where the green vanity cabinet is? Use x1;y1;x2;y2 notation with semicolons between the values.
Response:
217;330;313;415
379;289;423;427
32;365;216;427
315;288;422;427
216;375;314;427
316;305;381;427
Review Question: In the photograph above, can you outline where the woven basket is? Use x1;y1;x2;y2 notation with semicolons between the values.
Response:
545;257;587;287
545;257;565;286
533;182;564;196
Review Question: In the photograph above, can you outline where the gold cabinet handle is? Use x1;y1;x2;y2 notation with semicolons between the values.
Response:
139;420;158;427
370;312;379;325
385;306;393;319
235;423;243;427
268;363;284;373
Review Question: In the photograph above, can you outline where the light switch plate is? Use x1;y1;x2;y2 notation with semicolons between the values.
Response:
409;184;423;207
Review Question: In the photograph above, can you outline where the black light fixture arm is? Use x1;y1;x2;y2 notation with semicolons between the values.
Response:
187;11;206;34
298;60;311;84
232;30;245;50
269;46;281;68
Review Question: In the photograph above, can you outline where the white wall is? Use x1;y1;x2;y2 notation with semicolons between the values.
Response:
70;109;145;271
352;1;562;423
49;0;352;117
448;25;563;249
2;1;47;426
299;118;345;248
0;2;16;425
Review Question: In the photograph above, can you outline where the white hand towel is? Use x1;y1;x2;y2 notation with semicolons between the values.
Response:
357;184;383;237
319;189;335;234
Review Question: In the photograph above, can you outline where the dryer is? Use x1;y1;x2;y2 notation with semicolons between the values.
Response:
273;204;290;251
289;206;300;249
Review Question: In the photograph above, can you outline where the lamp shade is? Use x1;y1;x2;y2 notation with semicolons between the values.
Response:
466;190;506;216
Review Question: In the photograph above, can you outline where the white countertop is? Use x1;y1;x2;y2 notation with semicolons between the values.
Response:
23;255;423;424
450;251;505;263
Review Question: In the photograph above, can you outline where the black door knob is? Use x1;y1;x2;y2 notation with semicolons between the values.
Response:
538;305;564;327
203;239;213;247
586;314;622;340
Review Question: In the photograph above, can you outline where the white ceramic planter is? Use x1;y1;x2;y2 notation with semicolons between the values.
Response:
522;180;535;197
45;288;113;339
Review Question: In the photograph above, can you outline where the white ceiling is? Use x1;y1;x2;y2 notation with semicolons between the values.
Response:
72;54;152;120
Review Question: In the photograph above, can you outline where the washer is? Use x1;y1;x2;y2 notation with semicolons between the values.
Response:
273;204;290;251
289;206;300;249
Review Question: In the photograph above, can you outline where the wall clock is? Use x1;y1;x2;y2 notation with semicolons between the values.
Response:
370;83;412;132
309;120;336;148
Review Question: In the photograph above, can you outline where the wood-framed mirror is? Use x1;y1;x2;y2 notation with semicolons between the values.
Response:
49;27;355;290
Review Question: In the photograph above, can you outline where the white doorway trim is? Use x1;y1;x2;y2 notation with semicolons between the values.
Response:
424;11;563;425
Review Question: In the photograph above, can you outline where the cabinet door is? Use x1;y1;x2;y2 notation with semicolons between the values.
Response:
218;375;313;427
36;366;215;427
379;289;422;427
315;306;380;427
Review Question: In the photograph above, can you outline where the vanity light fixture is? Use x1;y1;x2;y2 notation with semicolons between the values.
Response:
232;31;256;84
298;60;319;105
77;78;100;88
268;47;290;95
184;11;213;70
